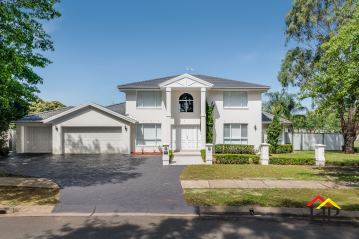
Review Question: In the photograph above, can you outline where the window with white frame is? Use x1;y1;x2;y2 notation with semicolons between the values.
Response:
223;124;248;144
136;124;161;146
223;91;248;108
136;91;161;108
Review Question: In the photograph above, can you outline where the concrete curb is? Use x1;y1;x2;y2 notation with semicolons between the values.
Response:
197;206;359;218
1;205;359;219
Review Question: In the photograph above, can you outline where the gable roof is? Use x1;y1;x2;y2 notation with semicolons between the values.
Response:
17;106;76;122
17;103;136;124
117;74;269;90
262;111;292;125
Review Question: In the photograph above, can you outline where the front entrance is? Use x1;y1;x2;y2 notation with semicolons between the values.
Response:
171;125;201;151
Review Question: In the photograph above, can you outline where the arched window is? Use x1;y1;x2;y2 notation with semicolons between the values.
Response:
179;93;193;112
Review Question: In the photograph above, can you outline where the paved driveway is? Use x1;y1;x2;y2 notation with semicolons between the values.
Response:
0;154;194;213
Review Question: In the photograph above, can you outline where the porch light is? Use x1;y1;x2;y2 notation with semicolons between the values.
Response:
254;125;257;131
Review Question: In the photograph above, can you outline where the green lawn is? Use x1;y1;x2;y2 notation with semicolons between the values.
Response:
181;164;358;182
271;150;359;166
184;188;359;210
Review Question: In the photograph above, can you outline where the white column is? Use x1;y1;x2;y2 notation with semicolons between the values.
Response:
201;87;206;148
52;125;63;154
315;144;326;166
260;143;270;165
164;87;172;146
205;143;213;164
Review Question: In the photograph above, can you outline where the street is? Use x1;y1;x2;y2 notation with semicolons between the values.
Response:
0;215;358;239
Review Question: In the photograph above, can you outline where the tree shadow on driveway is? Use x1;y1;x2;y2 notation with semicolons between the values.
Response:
0;153;151;187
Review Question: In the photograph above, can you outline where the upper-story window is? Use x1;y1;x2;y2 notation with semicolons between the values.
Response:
136;91;161;108
223;91;248;108
179;93;193;112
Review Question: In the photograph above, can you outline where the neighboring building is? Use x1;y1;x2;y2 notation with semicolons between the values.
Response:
15;73;289;154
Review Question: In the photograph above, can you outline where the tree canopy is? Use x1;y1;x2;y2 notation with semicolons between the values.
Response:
0;0;60;153
29;99;65;113
263;90;306;119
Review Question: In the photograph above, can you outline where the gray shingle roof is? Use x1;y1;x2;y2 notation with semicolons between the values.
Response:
117;74;269;90
106;102;126;115
262;111;292;124
18;106;75;122
18;103;127;122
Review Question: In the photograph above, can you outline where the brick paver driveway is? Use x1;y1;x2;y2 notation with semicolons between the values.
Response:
0;154;194;213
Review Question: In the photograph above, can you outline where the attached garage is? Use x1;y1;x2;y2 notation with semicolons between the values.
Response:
16;103;137;154
63;127;128;154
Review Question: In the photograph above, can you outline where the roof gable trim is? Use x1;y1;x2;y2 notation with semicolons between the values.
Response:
158;74;213;88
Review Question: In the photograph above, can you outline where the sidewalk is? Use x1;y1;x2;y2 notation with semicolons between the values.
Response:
181;179;359;189
0;177;59;189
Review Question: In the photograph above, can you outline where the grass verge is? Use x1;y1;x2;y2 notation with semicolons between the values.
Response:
184;188;359;210
0;186;59;206
181;164;359;182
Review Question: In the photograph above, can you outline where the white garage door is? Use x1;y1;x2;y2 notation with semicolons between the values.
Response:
24;126;52;153
64;127;128;154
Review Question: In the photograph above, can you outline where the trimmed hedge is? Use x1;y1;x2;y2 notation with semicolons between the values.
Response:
215;154;260;164
270;144;293;154
269;157;314;165
215;144;255;154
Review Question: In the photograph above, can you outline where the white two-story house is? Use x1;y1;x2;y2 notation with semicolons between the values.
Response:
16;74;291;156
119;74;269;152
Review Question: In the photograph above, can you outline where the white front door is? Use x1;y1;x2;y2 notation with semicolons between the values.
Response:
172;125;201;150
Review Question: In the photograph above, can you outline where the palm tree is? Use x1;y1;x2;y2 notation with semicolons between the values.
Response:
263;89;307;119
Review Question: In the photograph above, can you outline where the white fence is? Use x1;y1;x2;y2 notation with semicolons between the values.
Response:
290;132;343;151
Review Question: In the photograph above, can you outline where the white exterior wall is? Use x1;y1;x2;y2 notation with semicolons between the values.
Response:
170;90;201;125
125;88;265;151
207;90;263;150
124;90;166;152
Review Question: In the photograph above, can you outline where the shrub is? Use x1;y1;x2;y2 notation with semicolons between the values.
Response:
215;144;255;154
200;149;206;161
270;144;293;154
0;132;9;157
215;154;260;164
267;113;281;151
269;156;314;165
169;150;174;160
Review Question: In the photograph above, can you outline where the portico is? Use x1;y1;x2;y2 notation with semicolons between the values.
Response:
159;74;213;151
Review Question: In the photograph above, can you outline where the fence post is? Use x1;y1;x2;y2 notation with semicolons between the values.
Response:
205;144;213;165
260;143;270;165
162;144;170;165
315;144;326;166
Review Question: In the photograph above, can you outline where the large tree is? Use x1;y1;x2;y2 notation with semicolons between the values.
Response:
278;0;358;153
310;7;359;152
0;0;60;151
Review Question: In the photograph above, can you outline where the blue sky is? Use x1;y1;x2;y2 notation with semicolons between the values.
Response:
37;0;293;106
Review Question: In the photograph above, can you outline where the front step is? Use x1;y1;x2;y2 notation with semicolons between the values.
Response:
171;151;204;165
